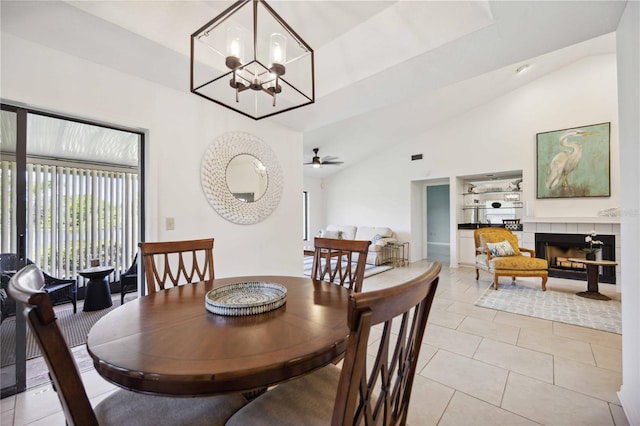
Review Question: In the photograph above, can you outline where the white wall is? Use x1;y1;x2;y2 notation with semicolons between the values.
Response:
320;54;620;263
616;1;640;423
1;33;303;278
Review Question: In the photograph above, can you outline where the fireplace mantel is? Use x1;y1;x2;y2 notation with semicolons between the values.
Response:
522;216;620;224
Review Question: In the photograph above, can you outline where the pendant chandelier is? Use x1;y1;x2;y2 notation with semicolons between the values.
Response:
191;0;315;120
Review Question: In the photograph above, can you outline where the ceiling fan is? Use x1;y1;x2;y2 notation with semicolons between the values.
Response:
304;148;344;168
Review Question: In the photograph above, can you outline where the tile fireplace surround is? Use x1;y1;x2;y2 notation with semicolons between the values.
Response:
521;217;621;289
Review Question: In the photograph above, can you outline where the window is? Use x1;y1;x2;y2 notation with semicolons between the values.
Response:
302;191;309;241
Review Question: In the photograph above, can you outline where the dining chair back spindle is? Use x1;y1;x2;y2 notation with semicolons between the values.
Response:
8;264;248;426
311;237;371;292
227;261;442;426
139;238;214;295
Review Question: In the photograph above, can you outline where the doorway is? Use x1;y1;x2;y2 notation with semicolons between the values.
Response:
0;103;144;396
426;184;450;264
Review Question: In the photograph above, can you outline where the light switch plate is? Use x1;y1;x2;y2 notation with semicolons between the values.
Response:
166;217;175;230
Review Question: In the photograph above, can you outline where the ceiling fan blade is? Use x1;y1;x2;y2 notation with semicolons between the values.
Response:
321;156;339;162
322;161;344;166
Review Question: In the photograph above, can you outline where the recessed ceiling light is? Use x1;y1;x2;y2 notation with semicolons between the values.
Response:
516;64;530;74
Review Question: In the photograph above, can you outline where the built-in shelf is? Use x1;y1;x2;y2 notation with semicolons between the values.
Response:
462;190;521;196
459;173;523;225
462;202;523;210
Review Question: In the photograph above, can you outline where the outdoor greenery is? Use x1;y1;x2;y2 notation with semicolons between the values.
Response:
1;161;138;279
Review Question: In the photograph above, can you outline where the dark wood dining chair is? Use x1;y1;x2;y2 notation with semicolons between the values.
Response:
8;264;248;426
311;237;371;292
139;238;214;295
227;261;442;426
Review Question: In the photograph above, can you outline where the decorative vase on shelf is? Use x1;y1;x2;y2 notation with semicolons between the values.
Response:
586;252;596;261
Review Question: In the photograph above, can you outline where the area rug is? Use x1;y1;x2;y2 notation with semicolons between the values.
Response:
303;256;392;282
474;284;621;334
1;304;117;366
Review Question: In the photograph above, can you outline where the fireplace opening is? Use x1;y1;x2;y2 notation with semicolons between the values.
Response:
535;233;616;284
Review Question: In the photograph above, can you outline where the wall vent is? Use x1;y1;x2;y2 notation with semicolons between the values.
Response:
411;154;423;161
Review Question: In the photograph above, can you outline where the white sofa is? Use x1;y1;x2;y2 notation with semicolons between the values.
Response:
320;225;396;265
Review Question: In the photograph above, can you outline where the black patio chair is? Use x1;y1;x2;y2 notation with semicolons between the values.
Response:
1;253;21;322
119;253;138;305
0;253;77;322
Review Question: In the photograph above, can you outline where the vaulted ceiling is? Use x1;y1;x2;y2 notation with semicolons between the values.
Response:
0;1;627;176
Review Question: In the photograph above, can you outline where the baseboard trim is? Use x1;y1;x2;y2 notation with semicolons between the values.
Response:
618;386;640;425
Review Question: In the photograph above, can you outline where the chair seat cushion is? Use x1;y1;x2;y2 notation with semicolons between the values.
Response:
227;364;341;426
490;256;548;271
95;389;248;426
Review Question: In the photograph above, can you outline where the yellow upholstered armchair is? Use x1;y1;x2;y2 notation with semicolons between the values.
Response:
474;228;548;290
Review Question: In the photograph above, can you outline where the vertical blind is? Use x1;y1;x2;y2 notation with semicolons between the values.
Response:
0;159;138;282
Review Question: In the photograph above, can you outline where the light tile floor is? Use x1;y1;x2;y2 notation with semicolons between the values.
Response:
1;261;629;425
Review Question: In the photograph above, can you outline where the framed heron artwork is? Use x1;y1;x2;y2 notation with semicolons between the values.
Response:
536;122;611;199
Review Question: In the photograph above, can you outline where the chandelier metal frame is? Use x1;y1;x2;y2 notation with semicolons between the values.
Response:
190;0;315;120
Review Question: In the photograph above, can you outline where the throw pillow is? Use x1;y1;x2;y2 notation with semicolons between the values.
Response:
486;240;516;257
479;233;521;256
371;234;383;243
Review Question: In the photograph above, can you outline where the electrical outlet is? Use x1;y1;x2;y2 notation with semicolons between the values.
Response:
166;217;175;231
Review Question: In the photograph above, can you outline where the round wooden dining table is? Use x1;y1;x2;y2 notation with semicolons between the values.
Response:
86;275;351;396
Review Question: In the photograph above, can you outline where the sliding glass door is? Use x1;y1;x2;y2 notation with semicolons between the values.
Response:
0;106;28;397
0;103;145;396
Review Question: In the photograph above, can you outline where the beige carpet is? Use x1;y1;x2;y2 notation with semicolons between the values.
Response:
475;283;621;334
1;305;117;366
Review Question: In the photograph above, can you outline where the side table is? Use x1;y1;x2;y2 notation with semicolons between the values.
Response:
79;265;114;311
385;242;409;267
568;258;617;301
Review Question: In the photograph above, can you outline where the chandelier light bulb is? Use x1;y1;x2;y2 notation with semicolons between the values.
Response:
269;33;286;66
226;26;246;65
230;39;241;57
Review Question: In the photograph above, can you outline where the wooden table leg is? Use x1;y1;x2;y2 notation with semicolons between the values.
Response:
576;264;611;301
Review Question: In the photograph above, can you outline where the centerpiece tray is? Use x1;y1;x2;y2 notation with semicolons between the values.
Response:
205;281;287;316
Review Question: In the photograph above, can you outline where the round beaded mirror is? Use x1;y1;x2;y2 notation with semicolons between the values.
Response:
201;132;283;224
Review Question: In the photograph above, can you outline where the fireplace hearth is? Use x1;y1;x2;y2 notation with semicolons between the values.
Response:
535;233;616;284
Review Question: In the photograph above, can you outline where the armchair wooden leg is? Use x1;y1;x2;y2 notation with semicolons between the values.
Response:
475;268;479;280
494;274;499;290
511;277;516;284
541;276;548;291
